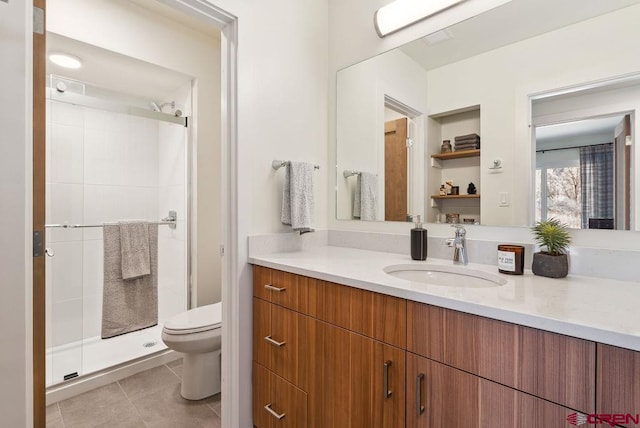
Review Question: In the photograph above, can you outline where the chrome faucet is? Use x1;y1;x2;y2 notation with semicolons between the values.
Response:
446;225;468;265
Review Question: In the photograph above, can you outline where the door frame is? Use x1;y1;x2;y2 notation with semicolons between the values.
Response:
32;0;239;426
32;1;46;426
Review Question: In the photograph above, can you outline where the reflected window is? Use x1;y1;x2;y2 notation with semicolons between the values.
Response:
536;165;581;229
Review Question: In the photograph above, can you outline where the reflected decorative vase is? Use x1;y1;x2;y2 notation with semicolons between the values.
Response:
531;253;568;278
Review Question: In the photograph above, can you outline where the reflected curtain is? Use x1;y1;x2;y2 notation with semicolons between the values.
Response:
580;143;614;229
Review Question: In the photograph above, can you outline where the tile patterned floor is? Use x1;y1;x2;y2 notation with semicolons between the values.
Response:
46;360;221;427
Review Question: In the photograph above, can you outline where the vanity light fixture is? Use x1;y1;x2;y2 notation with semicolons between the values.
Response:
374;0;465;37
48;53;83;69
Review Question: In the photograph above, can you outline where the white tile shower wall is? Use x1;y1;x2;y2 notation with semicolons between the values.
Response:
46;101;187;350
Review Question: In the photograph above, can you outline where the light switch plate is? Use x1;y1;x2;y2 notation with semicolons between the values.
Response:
499;192;509;207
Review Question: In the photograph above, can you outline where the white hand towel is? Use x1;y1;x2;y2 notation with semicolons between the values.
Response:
281;161;315;234
359;172;378;221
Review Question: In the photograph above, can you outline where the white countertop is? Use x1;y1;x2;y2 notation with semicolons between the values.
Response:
249;246;640;351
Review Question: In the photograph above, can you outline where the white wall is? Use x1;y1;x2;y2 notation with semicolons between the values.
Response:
0;0;32;426
205;1;329;425
328;0;640;252
48;0;222;306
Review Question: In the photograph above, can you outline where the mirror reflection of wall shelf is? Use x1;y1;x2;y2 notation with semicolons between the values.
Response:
431;194;480;199
431;149;480;168
427;106;481;223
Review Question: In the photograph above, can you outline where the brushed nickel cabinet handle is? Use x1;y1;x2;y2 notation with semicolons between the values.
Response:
264;284;286;292
383;360;393;398
264;404;286;420
264;335;286;347
416;373;425;416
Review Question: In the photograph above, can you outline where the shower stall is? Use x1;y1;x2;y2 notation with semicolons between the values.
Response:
44;75;190;387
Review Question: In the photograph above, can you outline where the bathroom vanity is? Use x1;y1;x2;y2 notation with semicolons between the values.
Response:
250;247;640;427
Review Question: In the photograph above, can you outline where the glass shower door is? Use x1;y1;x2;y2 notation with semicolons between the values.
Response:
46;98;85;386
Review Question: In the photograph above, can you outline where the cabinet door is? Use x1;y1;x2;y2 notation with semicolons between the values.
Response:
407;353;579;427
407;302;595;412
406;353;478;427
309;320;405;428
597;344;640;427
253;297;310;389
253;362;308;428
480;377;581;427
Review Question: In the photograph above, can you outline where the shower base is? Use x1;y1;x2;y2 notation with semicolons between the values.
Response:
46;325;167;387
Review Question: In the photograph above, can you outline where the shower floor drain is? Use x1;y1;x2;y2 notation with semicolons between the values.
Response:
142;341;158;348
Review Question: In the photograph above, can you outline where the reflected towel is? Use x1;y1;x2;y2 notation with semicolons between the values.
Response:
281;161;315;234
102;223;158;339
119;221;151;280
354;172;377;221
454;133;480;141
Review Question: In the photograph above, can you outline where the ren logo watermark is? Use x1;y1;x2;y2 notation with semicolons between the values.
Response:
567;412;640;426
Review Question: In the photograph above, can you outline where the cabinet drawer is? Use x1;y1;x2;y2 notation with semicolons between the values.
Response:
253;298;310;389
253;266;308;312
407;302;595;412
253;362;308;428
308;279;406;348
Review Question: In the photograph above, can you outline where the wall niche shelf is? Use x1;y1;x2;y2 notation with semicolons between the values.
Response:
431;194;480;200
431;149;480;161
426;105;481;223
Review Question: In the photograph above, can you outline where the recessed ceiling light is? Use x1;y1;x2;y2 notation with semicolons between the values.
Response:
49;53;82;69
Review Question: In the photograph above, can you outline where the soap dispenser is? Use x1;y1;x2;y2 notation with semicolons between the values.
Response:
411;215;428;261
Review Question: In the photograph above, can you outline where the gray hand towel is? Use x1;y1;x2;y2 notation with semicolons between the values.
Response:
102;223;158;339
353;175;362;219
359;172;378;221
119;221;151;280
281;161;315;234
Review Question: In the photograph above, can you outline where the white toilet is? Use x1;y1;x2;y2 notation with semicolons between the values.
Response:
161;302;222;400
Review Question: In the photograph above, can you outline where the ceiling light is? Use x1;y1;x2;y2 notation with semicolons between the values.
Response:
48;53;82;69
374;0;465;37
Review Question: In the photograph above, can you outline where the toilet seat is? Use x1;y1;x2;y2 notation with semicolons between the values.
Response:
163;302;222;335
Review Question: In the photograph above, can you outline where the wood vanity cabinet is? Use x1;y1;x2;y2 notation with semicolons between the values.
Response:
252;266;634;427
252;266;406;428
597;344;640;427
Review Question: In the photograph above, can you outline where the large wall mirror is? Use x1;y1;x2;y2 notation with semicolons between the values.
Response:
336;0;640;231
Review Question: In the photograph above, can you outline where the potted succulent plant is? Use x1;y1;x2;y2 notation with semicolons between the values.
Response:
531;218;571;278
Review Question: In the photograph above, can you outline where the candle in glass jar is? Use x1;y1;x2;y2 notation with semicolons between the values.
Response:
497;244;525;275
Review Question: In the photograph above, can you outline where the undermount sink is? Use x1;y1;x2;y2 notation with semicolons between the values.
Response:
384;264;507;288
